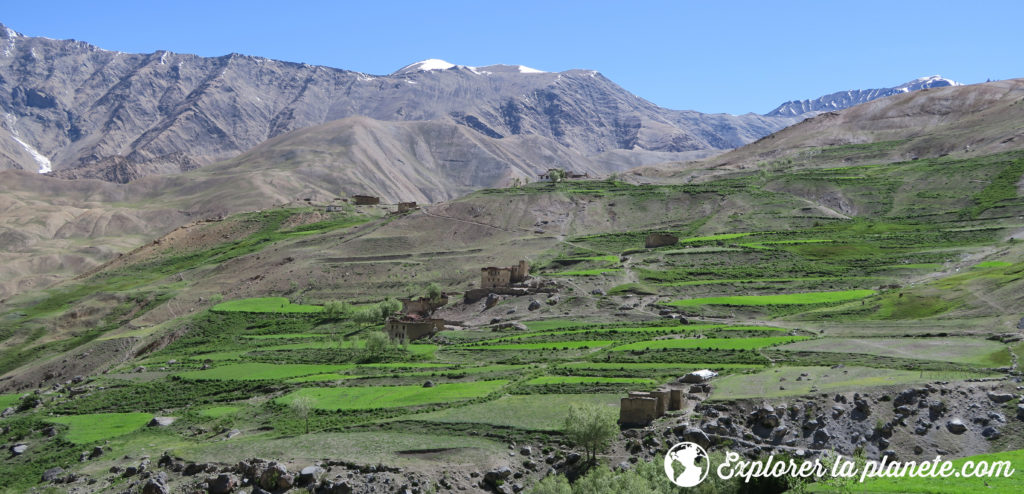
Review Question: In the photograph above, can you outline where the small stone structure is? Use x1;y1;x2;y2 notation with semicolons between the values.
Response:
384;317;445;343
325;205;344;212
397;202;418;213
399;295;449;316
353;195;380;205
480;260;530;289
619;374;709;427
539;169;590;181
645;232;679;248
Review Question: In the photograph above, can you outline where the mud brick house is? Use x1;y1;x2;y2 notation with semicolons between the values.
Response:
480;260;530;289
384;316;445;343
353;195;380;205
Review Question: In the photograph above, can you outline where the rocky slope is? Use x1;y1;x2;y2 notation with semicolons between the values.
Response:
0;23;799;181
767;75;961;117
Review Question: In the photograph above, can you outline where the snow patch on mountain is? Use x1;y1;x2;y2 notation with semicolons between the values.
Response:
767;76;962;117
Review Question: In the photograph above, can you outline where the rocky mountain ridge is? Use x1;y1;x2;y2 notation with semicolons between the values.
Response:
0;23;799;182
767;75;961;116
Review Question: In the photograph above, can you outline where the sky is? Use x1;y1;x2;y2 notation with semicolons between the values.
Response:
3;0;1021;115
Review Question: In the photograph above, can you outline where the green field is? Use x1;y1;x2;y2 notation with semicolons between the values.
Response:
175;363;354;381
777;337;1011;367
523;376;657;385
47;413;153;444
0;393;21;409
211;297;323;313
668;290;876;306
679;232;754;243
559;362;764;371
276;381;508;410
542;268;622;276
611;336;808;351
196;406;241;418
465;340;616;350
404;394;622;431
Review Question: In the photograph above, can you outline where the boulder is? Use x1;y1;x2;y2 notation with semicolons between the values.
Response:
149;416;177;427
527;300;541;311
90;446;104;459
259;463;289;491
10;444;27;455
982;426;1001;439
987;392;1014;403
484;467;513;487
316;480;353;494
141;478;169;494
298;466;323;486
41;467;64;482
679;427;711;449
946;419;967;434
1017;403;1024;421
208;473;237;493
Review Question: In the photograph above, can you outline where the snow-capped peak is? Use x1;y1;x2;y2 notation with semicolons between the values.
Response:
895;75;961;92
392;60;548;76
392;59;456;75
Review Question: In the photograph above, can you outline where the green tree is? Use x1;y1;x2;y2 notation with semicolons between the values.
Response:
563;403;618;465
323;300;351;317
548;168;567;183
362;331;391;362
379;297;402;319
290;396;314;434
424;282;443;301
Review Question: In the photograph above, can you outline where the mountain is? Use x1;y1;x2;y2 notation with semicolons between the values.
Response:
766;75;961;116
0;24;800;182
634;78;1024;181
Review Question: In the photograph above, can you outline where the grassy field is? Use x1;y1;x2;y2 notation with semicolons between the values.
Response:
0;393;21;408
464;340;616;350
668;290;876;306
523;376;657;386
559;362;764;371
711;366;992;400
47;413;153;444
196;406;241;418
211;297;323;313
611;336;808;351
404;394;622;431
174;363;355;381
777;337;1011;367
276;381;508;410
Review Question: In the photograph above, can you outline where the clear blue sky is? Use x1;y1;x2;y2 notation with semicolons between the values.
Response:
3;0;1020;114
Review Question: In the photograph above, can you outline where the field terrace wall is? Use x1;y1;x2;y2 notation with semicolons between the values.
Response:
645;232;679;248
384;317;446;343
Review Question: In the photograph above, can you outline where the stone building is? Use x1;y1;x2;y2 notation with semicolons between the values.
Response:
619;386;686;427
397;202;418;213
399;294;449;316
384;316;445;343
645;232;679;248
353;195;380;205
480;260;530;289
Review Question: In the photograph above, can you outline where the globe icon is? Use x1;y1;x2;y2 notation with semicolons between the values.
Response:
664;442;709;487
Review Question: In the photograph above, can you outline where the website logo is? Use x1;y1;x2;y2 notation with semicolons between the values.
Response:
664;442;710;487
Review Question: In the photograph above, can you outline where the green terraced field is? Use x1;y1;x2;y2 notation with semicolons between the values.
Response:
668;290;876;306
276;381;508;410
403;394;622;431
196;406;241;418
174;363;354;381
464;340;616;350
523;376;657;385
211;297;324;313
542;268;622;276
0;393;21;408
559;362;764;371
777;337;1011;367
611;336;808;351
47;413;153;444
